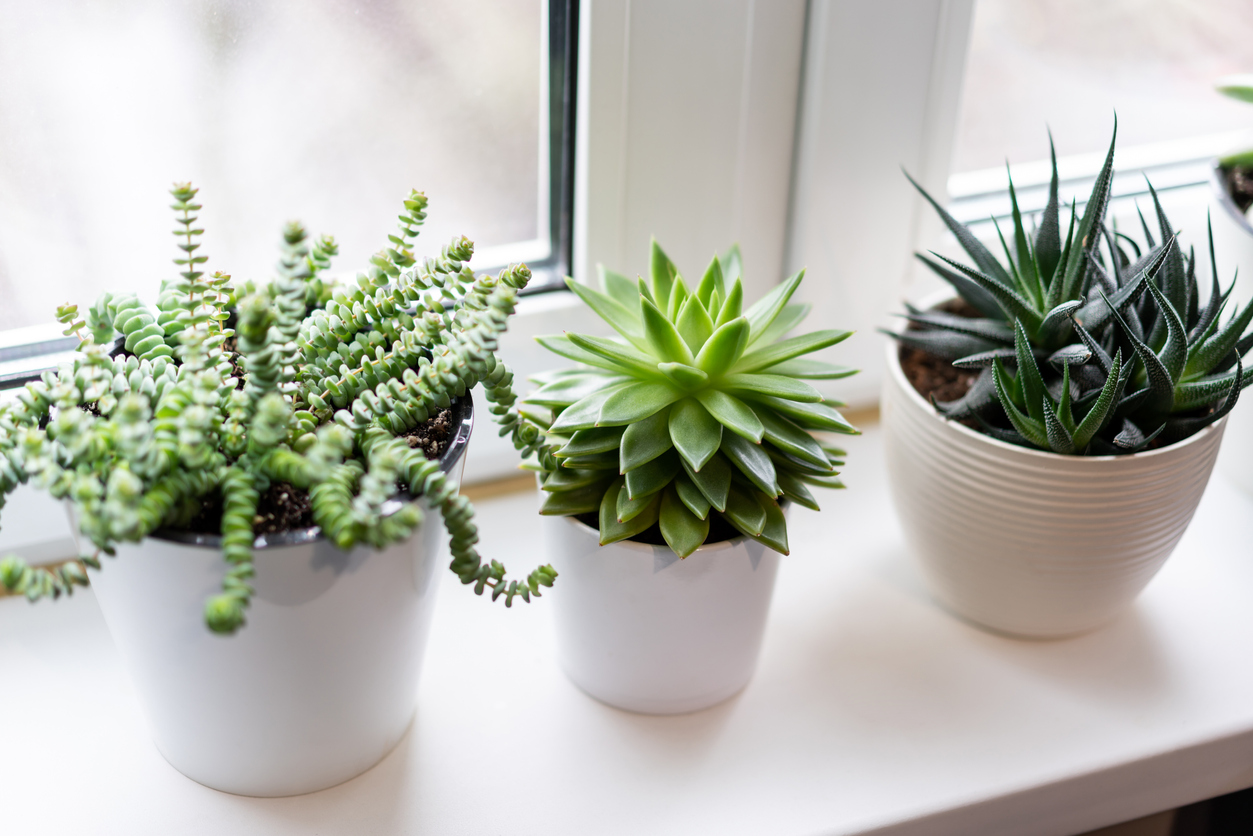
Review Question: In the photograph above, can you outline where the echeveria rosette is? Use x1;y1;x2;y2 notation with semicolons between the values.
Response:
524;240;858;558
893;123;1253;455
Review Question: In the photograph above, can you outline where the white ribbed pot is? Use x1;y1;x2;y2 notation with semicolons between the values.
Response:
882;339;1226;638
82;396;472;797
1209;162;1253;496
543;514;782;715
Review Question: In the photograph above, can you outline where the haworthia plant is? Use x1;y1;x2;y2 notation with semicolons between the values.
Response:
893;125;1253;455
0;184;556;632
496;240;857;558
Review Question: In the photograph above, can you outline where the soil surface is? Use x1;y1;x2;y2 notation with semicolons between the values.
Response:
400;407;453;459
176;406;455;537
574;510;743;549
1224;164;1253;213
901;297;981;405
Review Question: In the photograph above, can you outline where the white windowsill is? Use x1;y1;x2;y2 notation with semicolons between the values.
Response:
4;421;1253;835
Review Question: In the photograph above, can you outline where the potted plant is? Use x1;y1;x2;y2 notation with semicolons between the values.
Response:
1209;74;1253;495
884;126;1249;638
492;241;857;714
0;184;556;796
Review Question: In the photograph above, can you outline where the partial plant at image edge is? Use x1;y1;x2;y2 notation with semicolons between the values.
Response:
0;183;556;630
1216;74;1253;168
490;240;858;559
892;122;1252;456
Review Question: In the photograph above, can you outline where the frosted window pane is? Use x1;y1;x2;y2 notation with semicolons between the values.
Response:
953;0;1253;172
0;0;543;330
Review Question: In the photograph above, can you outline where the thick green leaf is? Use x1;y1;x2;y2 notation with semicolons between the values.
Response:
674;473;712;519
681;452;732;512
1055;123;1116;304
598;381;684;427
657;362;709;389
564;276;646;350
991;359;1048;448
744;271;804;343
1104;290;1176;415
675;296;715;353
566;332;665;379
527;371;629;407
719;244;743;286
907;169;1014;290
916;252;1005;319
541;480;615;516
599;477;660;545
1073;350;1122;449
741;491;789;554
641;297;694;364
696;255;723;308
721;373;823;403
1042;397;1076;454
753;408;828;468
549;381;636;432
733;329;853;374
558;426;625;457
668;396;723;471
1008;171;1041;306
755;303;811;346
776;469;820;511
620;407;674;472
720;431;780;496
930;253;1043;334
695;389;764;442
535;334;628;373
659;485;709;558
541;468;610;492
1013;320;1048;423
763;358;857;379
624;449;681;500
598;265;639;309
723;485;766;535
667;276;690;322
1185;295;1253;379
617;478;658;522
716;279;744;328
694;317;750;376
650;237;678;311
1035;132;1062;289
560;451;621;470
741;394;857;434
1143;271;1187;384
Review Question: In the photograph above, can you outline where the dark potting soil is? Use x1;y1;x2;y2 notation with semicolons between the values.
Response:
177;407;454;538
1224;164;1253;213
900;297;981;405
574;510;743;549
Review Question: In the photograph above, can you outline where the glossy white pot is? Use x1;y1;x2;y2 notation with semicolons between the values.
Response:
1209;162;1253;496
544;514;781;715
83;396;472;797
882;340;1225;638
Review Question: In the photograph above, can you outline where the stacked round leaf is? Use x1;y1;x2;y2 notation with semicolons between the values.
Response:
524;241;858;558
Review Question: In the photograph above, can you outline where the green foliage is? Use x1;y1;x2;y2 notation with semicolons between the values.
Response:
0;184;554;633
897;126;1252;454
1217;75;1253;167
498;239;857;558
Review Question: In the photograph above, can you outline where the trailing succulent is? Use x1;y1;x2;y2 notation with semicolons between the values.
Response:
894;125;1252;455
495;240;857;558
0;183;556;631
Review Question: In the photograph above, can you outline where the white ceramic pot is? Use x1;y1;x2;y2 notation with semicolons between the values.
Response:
1209;162;1253;496
543;514;781;715
882;341;1225;638
84;396;473;797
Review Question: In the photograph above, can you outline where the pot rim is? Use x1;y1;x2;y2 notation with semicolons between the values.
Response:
557;511;755;556
1211;159;1253;237
149;391;474;550
885;296;1226;464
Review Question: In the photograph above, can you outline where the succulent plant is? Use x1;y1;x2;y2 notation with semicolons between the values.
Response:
500;240;857;558
1216;74;1253;168
896;125;1253;455
0;183;556;631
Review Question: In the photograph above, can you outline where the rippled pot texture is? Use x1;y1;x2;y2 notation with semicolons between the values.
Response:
543;513;782;715
1210;162;1253;496
882;336;1225;638
83;394;472;797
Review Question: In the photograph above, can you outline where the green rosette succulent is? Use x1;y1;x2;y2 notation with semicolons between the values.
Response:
895;124;1253;455
518;240;858;558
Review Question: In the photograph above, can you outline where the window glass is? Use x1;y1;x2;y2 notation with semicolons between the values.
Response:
0;0;544;330
953;0;1253;173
